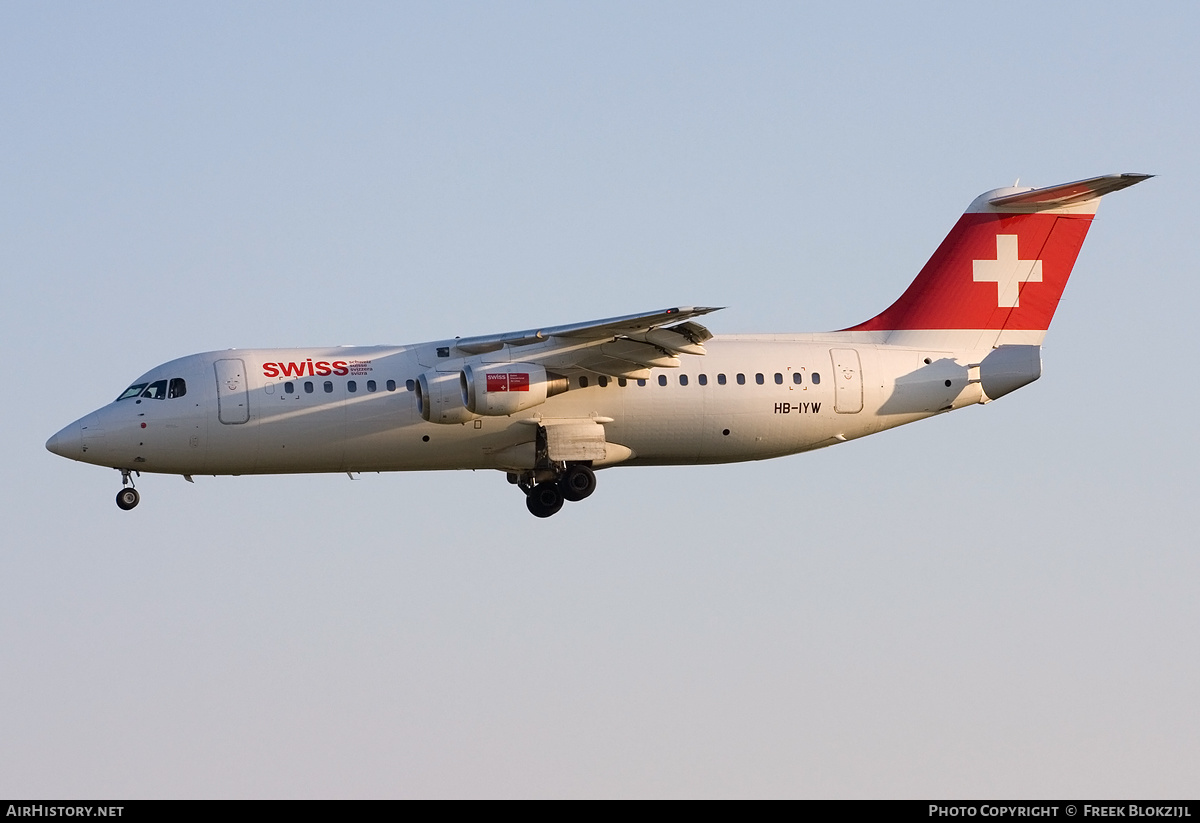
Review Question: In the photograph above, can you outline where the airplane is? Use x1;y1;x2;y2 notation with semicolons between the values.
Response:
46;173;1149;517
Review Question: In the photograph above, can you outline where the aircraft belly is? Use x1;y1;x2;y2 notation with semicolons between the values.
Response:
205;412;265;473
249;398;344;473
348;422;536;472
611;412;706;463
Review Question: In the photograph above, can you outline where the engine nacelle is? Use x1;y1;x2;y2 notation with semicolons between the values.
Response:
416;370;480;424
461;363;568;416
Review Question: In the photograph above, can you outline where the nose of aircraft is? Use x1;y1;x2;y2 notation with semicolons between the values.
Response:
46;421;82;460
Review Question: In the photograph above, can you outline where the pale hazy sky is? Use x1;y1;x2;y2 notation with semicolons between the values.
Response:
2;2;1196;798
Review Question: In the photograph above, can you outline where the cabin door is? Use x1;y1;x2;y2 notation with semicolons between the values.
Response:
214;358;250;424
830;349;863;414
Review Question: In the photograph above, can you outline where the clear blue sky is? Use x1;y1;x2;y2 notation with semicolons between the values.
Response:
2;2;1196;797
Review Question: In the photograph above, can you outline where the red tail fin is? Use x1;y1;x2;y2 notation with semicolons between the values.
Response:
847;174;1150;341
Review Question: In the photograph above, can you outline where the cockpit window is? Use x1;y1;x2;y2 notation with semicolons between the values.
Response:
140;380;169;399
116;383;148;401
168;378;187;399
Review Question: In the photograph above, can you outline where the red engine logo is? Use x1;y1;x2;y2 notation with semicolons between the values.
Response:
486;372;529;392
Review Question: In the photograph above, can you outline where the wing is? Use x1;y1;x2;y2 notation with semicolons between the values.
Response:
449;306;722;379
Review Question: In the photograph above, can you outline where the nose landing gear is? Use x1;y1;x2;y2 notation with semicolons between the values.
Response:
115;469;140;511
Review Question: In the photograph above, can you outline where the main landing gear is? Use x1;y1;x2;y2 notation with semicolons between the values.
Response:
115;469;140;511
512;463;597;518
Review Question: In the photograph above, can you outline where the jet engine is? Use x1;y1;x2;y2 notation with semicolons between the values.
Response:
415;371;480;424
461;363;568;416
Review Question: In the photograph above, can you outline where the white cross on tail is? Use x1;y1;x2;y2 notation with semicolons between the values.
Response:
973;234;1043;308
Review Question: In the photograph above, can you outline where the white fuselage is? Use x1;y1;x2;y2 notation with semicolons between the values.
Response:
50;333;1026;478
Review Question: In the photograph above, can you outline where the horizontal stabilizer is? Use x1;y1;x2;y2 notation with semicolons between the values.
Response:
987;173;1152;212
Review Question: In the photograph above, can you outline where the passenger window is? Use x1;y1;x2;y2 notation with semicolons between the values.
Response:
347;380;357;393
736;373;746;385
367;380;377;392
698;374;707;386
304;381;314;393
285;381;295;394
404;379;414;392
658;375;667;386
168;378;187;398
679;374;689;386
755;373;764;385
637;379;647;387
793;373;802;385
598;376;608;388
812;373;821;385
774;373;783;384
579;376;589;388
618;378;627;387
116;383;148;401
140;380;168;399
323;381;333;393
717;373;726;385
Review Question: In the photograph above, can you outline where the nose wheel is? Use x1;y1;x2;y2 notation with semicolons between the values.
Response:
115;468;140;511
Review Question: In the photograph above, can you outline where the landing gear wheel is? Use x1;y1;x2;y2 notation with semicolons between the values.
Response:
115;488;140;511
526;482;564;518
559;464;597;502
